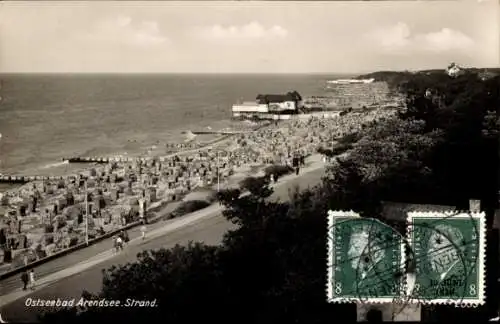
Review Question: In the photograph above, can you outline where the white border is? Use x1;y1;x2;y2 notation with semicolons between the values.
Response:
405;211;486;306
327;210;406;304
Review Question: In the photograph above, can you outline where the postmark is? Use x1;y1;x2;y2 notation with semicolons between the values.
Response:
327;210;405;303
406;211;486;306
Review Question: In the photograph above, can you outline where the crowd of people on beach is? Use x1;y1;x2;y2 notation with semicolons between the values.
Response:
0;107;396;277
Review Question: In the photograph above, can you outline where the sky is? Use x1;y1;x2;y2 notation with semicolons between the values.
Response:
0;1;498;73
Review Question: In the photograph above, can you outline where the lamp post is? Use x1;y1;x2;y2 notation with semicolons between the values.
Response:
84;180;89;245
217;151;220;192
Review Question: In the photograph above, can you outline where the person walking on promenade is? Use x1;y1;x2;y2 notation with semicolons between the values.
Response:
115;236;124;251
216;192;223;206
124;230;130;245
29;269;36;290
118;230;125;246
21;271;29;290
140;224;147;240
112;235;120;253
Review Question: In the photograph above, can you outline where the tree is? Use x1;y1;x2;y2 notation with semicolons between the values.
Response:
41;70;499;323
239;176;273;199
40;243;228;323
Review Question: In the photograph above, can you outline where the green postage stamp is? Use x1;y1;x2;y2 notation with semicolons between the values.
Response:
407;211;486;305
327;210;405;303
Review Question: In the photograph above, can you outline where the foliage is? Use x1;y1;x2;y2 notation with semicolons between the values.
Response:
0;228;6;245
0;194;9;206
239;176;273;199
69;237;79;247
40;243;227;323
317;143;353;157
263;165;293;179
40;70;498;323
397;73;499;212
169;200;210;219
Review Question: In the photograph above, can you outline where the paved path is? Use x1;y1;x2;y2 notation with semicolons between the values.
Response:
0;159;326;322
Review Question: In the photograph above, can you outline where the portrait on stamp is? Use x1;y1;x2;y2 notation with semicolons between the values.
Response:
407;212;486;305
327;211;405;303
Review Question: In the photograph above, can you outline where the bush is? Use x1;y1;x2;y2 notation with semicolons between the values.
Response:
338;132;360;145
55;218;67;231
57;180;66;189
128;206;140;221
35;244;46;259
69;237;79;247
331;144;353;156
44;225;54;233
0;194;8;206
264;165;293;179
170;200;210;219
0;228;6;245
239;176;273;198
45;236;54;245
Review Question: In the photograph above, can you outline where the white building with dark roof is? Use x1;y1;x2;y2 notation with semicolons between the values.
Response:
446;62;465;78
231;91;302;118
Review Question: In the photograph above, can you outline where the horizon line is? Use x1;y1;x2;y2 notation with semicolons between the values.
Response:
1;66;497;76
0;71;364;75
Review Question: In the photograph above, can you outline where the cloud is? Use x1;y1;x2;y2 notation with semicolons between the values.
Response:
414;28;474;52
84;15;169;47
365;22;475;54
365;22;411;50
198;21;288;41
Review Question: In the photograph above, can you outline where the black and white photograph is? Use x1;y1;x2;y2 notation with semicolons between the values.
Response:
0;1;499;322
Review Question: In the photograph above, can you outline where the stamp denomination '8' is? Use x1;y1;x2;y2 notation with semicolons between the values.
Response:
407;212;486;305
327;211;405;303
327;210;486;307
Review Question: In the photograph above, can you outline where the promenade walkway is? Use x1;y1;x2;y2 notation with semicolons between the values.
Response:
0;155;326;310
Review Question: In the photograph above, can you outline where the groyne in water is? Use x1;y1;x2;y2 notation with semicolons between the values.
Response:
0;174;66;184
62;156;171;164
190;130;250;135
62;156;158;163
62;157;113;164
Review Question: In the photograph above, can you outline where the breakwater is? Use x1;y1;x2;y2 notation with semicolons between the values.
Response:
191;130;249;135
62;156;154;164
62;157;114;164
0;174;66;184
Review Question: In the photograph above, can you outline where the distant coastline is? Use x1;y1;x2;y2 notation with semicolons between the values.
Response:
355;67;500;90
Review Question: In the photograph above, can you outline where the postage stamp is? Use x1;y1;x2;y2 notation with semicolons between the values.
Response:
406;211;486;305
327;210;405;303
